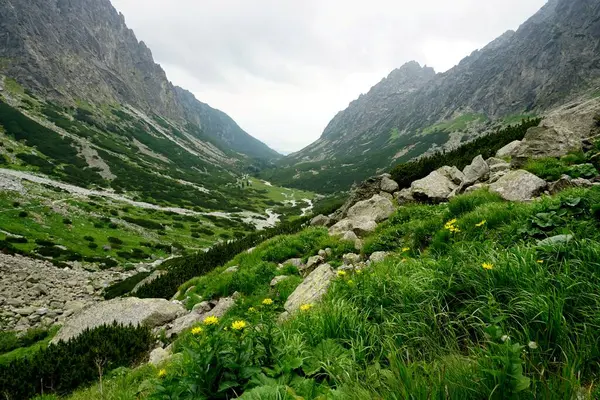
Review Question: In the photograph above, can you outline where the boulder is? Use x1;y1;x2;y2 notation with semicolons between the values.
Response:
310;214;331;227
512;125;583;167
166;296;235;338
489;170;547;201
369;251;390;263
496;140;522;158
52;297;185;343
149;347;171;366
284;264;335;314
380;177;400;193
438;166;465;185
347;194;395;223
549;175;593;194
300;255;324;276
464;183;489;193
462;155;490;185
341;231;358;243
191;301;211;313
343;253;361;265
488;171;508;184
329;218;378;237
395;188;414;205
330;174;395;222
537;234;574;246
410;171;457;203
318;249;327;258
283;258;303;268
379;191;394;201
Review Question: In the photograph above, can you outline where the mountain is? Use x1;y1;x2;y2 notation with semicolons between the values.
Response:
0;0;278;161
265;0;600;193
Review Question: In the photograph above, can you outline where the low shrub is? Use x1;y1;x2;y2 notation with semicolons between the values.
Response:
18;211;28;218
0;323;152;399
62;218;72;225
103;271;151;300
107;237;124;245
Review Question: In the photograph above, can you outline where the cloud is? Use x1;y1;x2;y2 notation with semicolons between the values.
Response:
111;0;547;154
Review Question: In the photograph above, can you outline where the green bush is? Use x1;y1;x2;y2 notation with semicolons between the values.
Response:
103;271;151;299
62;218;72;225
0;323;152;399
523;158;569;181
107;237;124;245
83;236;95;242
18;211;28;218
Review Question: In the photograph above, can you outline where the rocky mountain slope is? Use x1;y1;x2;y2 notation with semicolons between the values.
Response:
0;0;278;161
267;0;600;193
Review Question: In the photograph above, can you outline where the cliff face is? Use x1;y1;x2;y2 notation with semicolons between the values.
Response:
0;0;279;160
278;0;600;191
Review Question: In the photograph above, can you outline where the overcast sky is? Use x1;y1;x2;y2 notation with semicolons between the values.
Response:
111;0;547;154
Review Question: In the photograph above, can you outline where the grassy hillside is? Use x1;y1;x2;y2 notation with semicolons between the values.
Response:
48;185;600;399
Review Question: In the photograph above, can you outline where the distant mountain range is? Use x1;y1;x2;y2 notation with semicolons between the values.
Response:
0;0;279;162
264;0;600;193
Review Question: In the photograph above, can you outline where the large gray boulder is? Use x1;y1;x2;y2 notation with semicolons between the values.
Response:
347;194;395;223
438;166;465;185
462;155;490;185
489;170;547;201
395;188;415;204
329;218;378;237
511;126;583;166
330;174;395;222
380;177;400;193
310;214;331;227
52;297;185;343
410;170;458;203
284;264;335;314
496;140;522;158
549;175;593;194
166;296;235;339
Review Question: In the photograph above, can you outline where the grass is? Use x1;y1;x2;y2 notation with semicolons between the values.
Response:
245;177;315;204
503;113;537;125
422;113;488;135
58;186;600;399
0;326;60;365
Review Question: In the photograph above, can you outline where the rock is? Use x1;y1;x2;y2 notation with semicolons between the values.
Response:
36;308;49;316
488;171;508;184
329;218;378;237
223;266;239;274
166;296;235;339
318;249;327;258
347;194;395;223
149;347;171;366
85;285;95;295
26;275;40;284
310;214;331;227
6;299;23;307
379;191;394;201
489;162;510;173
537;234;574;246
410;171;457;203
270;276;289;286
512;125;584;166
438;166;465;185
52;297;185;343
496;140;522;158
284;264;335;314
380;176;400;193
102;245;111;251
464;183;489;193
325;248;332;257
343;253;361;265
191;301;211;313
15;307;35;316
462;155;490;185
330;174;395;222
341;231;358;243
549;175;593;194
369;251;390;263
395;188;414;205
337;265;355;273
31;283;48;296
300;255;324;276
283;258;303;268
354;239;364;251
489;170;547;201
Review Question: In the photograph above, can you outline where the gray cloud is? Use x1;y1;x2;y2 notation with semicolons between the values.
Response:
112;0;547;153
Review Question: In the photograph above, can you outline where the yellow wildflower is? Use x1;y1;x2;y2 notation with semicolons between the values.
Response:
158;369;167;378
262;298;273;306
475;220;487;227
402;247;410;252
348;280;354;285
203;316;219;326
482;263;494;270
231;320;247;330
300;304;313;312
191;326;203;335
537;260;544;264
248;307;257;313
337;270;347;277
356;269;362;274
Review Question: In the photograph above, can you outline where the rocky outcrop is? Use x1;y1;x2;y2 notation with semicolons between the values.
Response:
496;141;522;158
329;174;396;222
310;214;331;227
549;175;594;194
410;171;458;203
380;176;400;193
462;155;490;185
52;297;185;343
346;194;395;223
165;296;235;339
284;264;335;314
489;170;547;201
